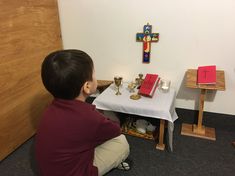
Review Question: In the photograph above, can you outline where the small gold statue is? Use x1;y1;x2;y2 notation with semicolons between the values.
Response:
135;73;144;88
138;73;144;85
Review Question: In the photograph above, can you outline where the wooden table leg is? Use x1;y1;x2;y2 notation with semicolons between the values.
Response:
156;119;165;150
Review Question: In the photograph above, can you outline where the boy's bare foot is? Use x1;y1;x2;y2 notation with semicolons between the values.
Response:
232;141;235;147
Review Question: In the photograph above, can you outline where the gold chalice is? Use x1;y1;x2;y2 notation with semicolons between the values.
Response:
114;76;122;95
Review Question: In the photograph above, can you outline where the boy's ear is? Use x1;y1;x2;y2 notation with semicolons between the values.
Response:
83;81;91;94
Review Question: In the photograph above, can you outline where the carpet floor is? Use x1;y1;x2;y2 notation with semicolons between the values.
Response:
0;108;235;176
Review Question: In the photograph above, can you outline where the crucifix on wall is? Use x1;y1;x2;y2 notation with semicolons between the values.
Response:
136;23;159;63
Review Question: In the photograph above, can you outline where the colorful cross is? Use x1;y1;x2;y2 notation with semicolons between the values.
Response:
136;23;159;63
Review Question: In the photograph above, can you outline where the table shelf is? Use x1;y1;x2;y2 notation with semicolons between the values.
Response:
121;126;156;140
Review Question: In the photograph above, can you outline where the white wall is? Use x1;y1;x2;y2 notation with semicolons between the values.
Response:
57;0;235;115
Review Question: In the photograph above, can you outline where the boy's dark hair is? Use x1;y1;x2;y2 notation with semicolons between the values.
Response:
41;49;94;100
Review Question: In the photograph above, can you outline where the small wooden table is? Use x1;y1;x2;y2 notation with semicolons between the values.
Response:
93;82;178;151
97;80;113;93
181;69;225;140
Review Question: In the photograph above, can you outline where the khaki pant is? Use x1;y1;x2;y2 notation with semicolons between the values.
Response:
93;134;130;176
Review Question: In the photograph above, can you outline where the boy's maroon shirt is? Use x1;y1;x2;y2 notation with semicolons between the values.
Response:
35;98;121;176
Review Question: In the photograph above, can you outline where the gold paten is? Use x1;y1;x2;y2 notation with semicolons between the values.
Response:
130;94;141;100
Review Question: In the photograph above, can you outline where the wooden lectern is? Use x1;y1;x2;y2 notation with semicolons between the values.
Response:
181;69;225;140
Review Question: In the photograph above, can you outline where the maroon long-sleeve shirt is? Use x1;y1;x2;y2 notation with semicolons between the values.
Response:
35;98;121;176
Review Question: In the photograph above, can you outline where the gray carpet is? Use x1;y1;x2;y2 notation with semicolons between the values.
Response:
0;108;235;176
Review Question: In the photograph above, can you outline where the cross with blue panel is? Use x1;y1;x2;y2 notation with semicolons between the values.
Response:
136;23;159;63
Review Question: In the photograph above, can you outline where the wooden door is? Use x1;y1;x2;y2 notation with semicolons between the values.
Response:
0;0;62;161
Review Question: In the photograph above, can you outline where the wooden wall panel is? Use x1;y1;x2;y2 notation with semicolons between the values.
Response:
0;0;62;160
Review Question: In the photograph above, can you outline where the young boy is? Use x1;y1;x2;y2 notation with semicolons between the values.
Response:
35;49;130;176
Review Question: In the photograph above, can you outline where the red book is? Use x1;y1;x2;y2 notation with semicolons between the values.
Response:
139;74;160;97
197;65;216;84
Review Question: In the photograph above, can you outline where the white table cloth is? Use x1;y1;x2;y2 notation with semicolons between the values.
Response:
93;83;178;151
